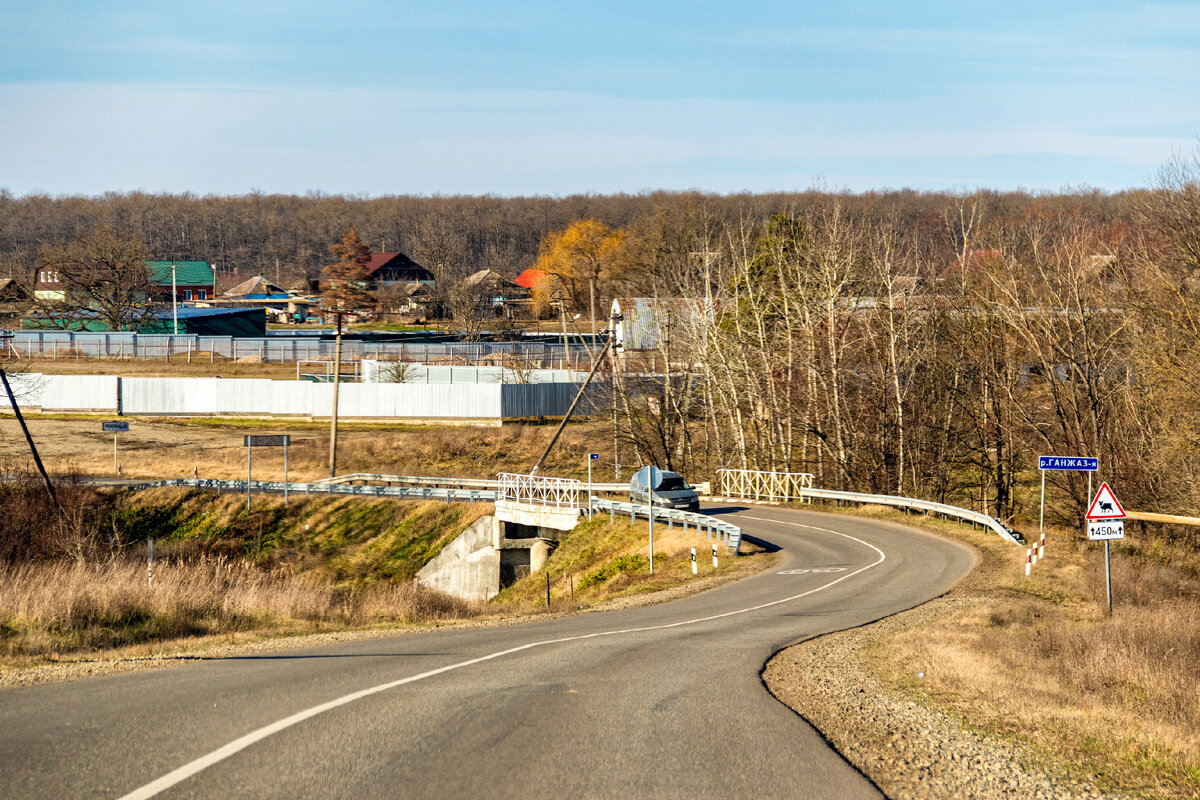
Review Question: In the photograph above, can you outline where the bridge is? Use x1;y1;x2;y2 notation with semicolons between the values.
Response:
121;467;1022;602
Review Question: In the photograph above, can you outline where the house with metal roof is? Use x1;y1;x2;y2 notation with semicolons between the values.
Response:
209;275;318;322
0;277;31;326
363;252;435;287
462;268;530;311
34;259;215;303
145;260;216;302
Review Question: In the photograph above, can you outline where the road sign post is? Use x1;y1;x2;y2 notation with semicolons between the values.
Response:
1037;456;1098;533
588;453;598;518
1085;482;1126;616
243;435;292;511
635;466;663;575
102;421;129;473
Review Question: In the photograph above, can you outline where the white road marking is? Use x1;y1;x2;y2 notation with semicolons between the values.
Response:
778;567;848;574
118;517;885;800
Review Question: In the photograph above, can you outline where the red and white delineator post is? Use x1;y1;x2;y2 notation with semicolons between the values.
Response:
1025;548;1032;577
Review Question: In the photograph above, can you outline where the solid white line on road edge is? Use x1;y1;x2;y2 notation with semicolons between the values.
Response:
117;518;885;800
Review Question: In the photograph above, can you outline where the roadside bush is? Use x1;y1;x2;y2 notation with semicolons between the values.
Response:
0;462;108;562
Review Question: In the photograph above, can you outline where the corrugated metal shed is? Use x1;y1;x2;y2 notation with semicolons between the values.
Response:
610;298;709;352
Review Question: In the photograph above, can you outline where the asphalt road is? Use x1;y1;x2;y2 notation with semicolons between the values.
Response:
0;505;975;799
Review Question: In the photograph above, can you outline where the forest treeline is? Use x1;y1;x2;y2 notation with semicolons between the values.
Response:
0;186;1134;289
4;164;1200;526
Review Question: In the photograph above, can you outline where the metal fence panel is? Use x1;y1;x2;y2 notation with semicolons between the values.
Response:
4;330;593;366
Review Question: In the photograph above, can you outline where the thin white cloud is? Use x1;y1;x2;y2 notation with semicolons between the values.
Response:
0;82;1183;196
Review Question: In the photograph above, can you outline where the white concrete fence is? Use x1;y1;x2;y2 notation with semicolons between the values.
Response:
0;373;592;421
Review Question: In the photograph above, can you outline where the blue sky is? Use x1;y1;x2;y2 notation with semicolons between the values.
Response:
1;0;1197;197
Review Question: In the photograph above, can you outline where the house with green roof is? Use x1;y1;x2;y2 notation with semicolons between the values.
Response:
34;259;216;303
146;260;216;302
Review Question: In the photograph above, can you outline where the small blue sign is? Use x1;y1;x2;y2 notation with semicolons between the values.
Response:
1038;456;1098;471
589;453;600;460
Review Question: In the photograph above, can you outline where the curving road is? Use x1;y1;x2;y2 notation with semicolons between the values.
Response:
0;505;975;799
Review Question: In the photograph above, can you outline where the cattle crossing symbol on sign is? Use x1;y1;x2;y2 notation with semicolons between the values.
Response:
1085;482;1126;615
1086;482;1126;520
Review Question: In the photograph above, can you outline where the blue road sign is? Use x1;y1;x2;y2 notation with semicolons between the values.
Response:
1038;456;1098;471
589;453;600;460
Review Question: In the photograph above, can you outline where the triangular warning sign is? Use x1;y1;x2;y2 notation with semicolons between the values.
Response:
1086;482;1126;520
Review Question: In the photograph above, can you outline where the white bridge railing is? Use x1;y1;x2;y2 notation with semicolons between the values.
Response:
717;469;815;502
497;472;583;508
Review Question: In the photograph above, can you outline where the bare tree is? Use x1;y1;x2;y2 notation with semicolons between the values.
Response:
35;227;155;331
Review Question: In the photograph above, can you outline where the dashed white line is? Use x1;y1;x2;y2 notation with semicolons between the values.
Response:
118;516;885;800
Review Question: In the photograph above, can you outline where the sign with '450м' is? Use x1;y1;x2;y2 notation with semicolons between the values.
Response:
1087;520;1124;541
1086;482;1126;541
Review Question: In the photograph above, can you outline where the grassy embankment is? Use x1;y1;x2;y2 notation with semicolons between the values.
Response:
0;487;767;667
782;502;1200;800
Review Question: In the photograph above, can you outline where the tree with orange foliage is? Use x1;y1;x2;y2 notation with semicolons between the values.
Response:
531;219;625;329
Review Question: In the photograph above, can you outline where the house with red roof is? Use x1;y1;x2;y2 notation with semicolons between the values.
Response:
514;268;548;290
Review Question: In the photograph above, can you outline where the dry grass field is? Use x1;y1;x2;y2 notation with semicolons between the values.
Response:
0;414;618;482
816;506;1200;799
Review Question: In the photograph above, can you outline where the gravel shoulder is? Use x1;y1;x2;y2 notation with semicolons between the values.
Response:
763;593;1130;800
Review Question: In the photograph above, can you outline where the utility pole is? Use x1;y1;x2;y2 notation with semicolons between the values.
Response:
329;309;343;477
0;334;61;515
171;262;178;335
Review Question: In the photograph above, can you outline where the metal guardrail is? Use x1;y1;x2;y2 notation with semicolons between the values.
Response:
316;472;630;492
123;478;496;503
797;486;1023;545
591;497;742;553
315;473;498;490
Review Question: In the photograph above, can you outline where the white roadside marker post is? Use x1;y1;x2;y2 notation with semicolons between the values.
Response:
712;544;718;569
1040;532;1046;557
1025;548;1032;577
691;547;697;575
